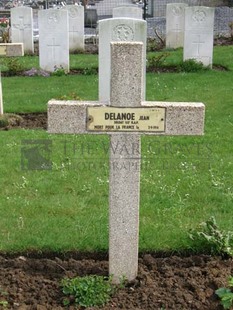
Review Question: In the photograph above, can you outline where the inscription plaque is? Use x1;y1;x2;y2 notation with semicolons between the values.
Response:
87;107;165;132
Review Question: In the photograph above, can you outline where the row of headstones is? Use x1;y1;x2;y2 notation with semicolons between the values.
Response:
11;4;214;73
10;4;143;72
166;4;215;67
10;5;85;55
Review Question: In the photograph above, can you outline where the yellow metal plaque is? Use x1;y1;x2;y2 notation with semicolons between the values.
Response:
0;46;6;56
87;107;165;132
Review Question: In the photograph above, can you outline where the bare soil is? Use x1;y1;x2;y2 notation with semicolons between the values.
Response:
0;252;232;309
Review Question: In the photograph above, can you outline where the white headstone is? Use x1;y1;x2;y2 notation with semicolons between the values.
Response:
48;41;205;283
10;7;34;54
62;5;84;52
166;3;188;49
98;18;147;103
183;6;215;67
112;4;143;19
38;9;69;72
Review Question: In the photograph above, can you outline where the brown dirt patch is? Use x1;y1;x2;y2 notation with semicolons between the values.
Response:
0;113;47;130
0;253;232;309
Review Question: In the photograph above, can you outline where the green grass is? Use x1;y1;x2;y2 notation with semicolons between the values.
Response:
2;75;98;113
0;46;232;253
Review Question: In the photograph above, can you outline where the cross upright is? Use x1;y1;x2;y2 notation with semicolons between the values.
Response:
48;42;205;283
47;38;60;62
192;34;205;56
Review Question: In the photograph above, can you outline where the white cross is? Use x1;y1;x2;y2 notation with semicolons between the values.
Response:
192;34;205;56
172;23;182;42
48;42;205;283
69;26;78;44
47;38;60;61
12;16;31;41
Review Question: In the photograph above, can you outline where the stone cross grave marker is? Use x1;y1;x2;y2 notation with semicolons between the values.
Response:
48;42;205;283
166;3;188;49
11;6;34;54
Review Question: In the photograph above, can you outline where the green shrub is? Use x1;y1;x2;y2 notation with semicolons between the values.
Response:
2;58;24;76
51;66;68;76
189;216;233;257
61;275;115;307
147;52;170;70
179;59;209;72
0;115;9;127
83;66;98;75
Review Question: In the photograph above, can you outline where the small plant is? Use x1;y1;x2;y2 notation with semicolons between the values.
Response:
2;58;24;76
0;286;8;308
61;275;116;307
147;52;170;70
0;17;9;28
216;276;233;309
51;66;68;76
0;300;8;308
189;216;233;257
179;59;208;72
83;66;98;75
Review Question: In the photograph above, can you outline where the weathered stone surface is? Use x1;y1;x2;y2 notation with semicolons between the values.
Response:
0;43;24;56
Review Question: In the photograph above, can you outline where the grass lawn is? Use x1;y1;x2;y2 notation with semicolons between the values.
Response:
0;46;232;253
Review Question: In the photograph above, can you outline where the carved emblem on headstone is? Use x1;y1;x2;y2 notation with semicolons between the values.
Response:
172;6;183;17
192;10;207;23
113;25;134;41
68;7;78;18
48;11;60;24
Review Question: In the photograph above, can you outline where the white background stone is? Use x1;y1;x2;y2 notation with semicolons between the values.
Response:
11;7;34;54
166;3;187;49
98;18;147;104
38;9;69;72
112;5;143;19
183;6;215;67
62;5;84;52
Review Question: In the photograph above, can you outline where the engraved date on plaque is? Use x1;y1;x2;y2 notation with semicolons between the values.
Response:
87;107;166;132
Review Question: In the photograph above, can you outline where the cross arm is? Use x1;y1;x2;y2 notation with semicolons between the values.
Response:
142;101;205;135
48;100;205;136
